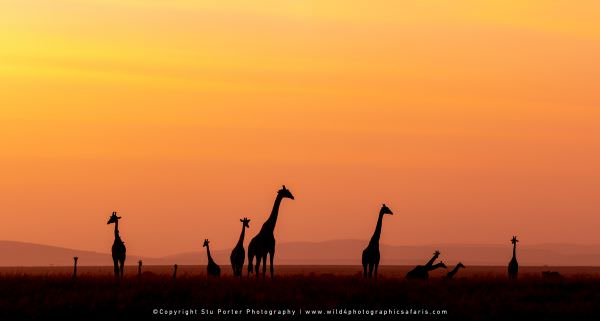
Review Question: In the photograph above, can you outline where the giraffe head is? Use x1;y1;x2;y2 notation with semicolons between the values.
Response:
240;217;251;228
107;211;121;224
380;204;393;215
203;239;210;247
456;262;465;269
511;236;519;244
433;250;441;258
437;261;447;269
278;185;294;200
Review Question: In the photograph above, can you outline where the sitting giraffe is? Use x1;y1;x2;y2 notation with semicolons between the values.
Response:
406;262;447;280
406;251;446;280
203;239;221;277
107;211;126;278
508;236;519;279
230;217;250;277
444;262;466;279
361;204;394;278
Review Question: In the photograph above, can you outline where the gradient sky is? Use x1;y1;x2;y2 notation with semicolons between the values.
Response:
1;1;599;257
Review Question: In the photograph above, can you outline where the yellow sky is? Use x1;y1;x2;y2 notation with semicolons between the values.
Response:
1;1;599;257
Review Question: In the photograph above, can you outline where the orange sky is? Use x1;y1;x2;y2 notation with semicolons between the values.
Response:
1;0;599;257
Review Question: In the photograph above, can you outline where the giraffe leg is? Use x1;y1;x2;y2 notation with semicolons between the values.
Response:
269;249;275;279
113;258;119;278
368;263;374;278
262;256;267;279
363;264;367;278
119;259;125;278
255;255;261;277
247;255;253;276
374;264;379;279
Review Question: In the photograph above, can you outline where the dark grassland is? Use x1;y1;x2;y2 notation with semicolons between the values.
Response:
1;267;600;320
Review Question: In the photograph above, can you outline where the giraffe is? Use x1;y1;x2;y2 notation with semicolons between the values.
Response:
406;262;447;279
230;217;250;277
361;204;394;279
73;257;78;280
508;236;519;279
173;264;178;280
107;211;126;278
137;260;142;278
444;262;465;279
247;185;295;278
203;239;221;277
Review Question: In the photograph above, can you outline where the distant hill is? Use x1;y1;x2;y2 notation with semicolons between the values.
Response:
0;241;153;266
2;239;600;266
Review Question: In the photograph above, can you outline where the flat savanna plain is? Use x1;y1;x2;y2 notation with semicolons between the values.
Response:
1;266;600;320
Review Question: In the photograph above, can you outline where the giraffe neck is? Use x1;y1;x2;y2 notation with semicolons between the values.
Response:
262;194;283;233
236;225;246;247
428;263;445;271
369;212;385;246
449;265;460;275
512;243;517;259
114;220;120;240
206;245;214;264
425;254;439;267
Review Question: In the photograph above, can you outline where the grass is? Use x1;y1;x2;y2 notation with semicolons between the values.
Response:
1;272;600;320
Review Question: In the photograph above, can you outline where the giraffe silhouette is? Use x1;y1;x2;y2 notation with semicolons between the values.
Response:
361;204;394;278
247;185;295;278
72;257;78;280
406;262;447;279
203;239;220;277
137;260;142;278
172;264;178;280
444;262;465;279
107;211;126;278
508;236;519;279
230;217;250;277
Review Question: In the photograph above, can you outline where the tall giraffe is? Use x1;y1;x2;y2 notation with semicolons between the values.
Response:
508;236;519;279
361;204;394;278
203;239;220;277
247;185;295;278
230;217;250;277
107;211;126;278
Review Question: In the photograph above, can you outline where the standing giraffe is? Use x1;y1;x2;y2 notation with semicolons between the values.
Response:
247;185;295;278
172;264;178;280
361;204;394;278
72;257;78;280
230;217;250;277
107;211;126;278
203;239;220;277
137;260;142;278
508;236;519;279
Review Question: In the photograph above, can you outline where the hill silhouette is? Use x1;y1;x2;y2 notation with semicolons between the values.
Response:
3;239;600;267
